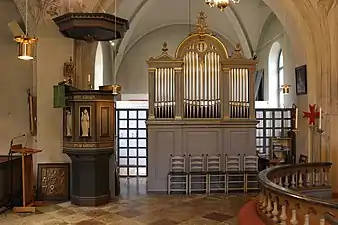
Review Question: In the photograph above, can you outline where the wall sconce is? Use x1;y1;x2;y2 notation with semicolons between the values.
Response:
281;84;291;94
15;36;38;60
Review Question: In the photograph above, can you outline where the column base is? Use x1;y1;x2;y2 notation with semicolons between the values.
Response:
71;194;110;206
64;148;113;207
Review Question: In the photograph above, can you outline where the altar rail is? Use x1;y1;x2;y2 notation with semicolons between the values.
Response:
257;163;338;225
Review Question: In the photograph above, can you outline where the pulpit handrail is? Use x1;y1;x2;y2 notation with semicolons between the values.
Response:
257;162;338;209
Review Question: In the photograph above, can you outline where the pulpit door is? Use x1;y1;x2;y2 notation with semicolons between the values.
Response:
116;107;148;177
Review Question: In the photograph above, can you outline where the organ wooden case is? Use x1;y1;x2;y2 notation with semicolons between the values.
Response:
146;12;258;192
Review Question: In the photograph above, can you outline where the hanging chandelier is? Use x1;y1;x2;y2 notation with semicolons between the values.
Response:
205;0;240;11
15;0;38;60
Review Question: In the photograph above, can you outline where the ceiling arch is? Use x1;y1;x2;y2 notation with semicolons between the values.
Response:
108;0;260;80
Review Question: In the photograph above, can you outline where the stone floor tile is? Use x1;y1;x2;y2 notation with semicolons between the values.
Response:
116;209;142;218
148;218;179;225
74;219;106;225
84;209;109;218
203;212;234;222
96;212;125;223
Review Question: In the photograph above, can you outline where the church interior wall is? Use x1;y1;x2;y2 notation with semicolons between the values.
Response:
0;0;33;154
116;24;236;96
256;13;308;158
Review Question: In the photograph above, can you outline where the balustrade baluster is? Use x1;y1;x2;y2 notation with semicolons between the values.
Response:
284;175;289;188
319;218;325;225
280;203;288;225
298;171;303;187
305;170;311;187
272;200;279;223
266;195;273;218
290;208;298;225
279;177;283;186
291;173;296;188
324;168;329;186
304;214;309;225
261;194;267;213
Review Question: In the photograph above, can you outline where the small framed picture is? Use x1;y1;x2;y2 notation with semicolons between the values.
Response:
295;65;307;95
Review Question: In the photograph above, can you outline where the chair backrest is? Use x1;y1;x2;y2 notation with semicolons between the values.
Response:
170;154;186;172
189;154;205;172
206;154;222;171
225;154;241;172
243;154;258;171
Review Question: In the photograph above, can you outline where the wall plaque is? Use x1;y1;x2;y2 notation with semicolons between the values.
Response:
37;163;70;201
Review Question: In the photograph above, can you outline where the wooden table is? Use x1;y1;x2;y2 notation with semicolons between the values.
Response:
11;147;42;213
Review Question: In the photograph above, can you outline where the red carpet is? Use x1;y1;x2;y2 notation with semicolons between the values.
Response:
238;200;265;225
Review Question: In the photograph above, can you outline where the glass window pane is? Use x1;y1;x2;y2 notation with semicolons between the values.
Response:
129;130;137;138
119;158;127;166
138;148;147;157
119;168;127;176
279;51;283;67
129;111;137;119
119;130;127;138
138;130;146;138
129;158;137;166
138;139;146;147
275;120;282;127
138;111;147;119
119;120;127;128
275;111;282;118
119;148;127;157
284;110;291;118
129;148;137;157
138;158;147;166
129;168;137;176
119;111;128;119
119;139;127;147
138;167;147;176
129;139;137;147
129;120;137;128
138;120;146;128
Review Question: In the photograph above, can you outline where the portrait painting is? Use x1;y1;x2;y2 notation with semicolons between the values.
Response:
79;106;91;137
295;65;307;95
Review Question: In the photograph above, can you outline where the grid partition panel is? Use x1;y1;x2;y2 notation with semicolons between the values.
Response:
117;109;148;177
256;108;292;156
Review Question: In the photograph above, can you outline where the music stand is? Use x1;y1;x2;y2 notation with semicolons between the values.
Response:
10;146;42;213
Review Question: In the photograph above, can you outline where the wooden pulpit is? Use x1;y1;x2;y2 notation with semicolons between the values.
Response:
10;145;42;213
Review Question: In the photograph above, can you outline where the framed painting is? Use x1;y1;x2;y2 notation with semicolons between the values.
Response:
79;106;91;137
37;163;70;201
295;65;307;95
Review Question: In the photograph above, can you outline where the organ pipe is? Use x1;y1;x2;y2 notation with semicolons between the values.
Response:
147;42;256;120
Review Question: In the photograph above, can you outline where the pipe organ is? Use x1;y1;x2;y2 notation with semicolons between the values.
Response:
146;12;258;192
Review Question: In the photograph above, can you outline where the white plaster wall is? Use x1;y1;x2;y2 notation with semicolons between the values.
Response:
0;0;33;154
256;14;296;107
117;24;235;95
256;13;307;157
35;22;73;163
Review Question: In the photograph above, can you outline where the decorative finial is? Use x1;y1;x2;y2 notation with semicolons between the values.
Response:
162;42;168;54
196;11;208;34
69;56;72;62
231;44;243;59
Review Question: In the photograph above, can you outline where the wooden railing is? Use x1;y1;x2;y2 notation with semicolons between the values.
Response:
257;163;338;225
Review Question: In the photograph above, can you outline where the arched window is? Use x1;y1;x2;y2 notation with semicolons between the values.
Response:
268;42;283;108
94;42;103;90
278;49;284;107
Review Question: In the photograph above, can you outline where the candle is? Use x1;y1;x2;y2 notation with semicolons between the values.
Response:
295;108;298;130
319;107;322;130
88;74;91;83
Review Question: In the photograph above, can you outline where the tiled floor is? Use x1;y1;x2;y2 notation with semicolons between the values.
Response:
0;178;254;225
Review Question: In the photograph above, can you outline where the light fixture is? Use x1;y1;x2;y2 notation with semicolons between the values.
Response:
15;36;38;60
205;0;240;11
15;0;38;60
281;84;291;94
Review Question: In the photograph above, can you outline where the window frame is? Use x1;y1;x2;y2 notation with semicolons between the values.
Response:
277;49;284;107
